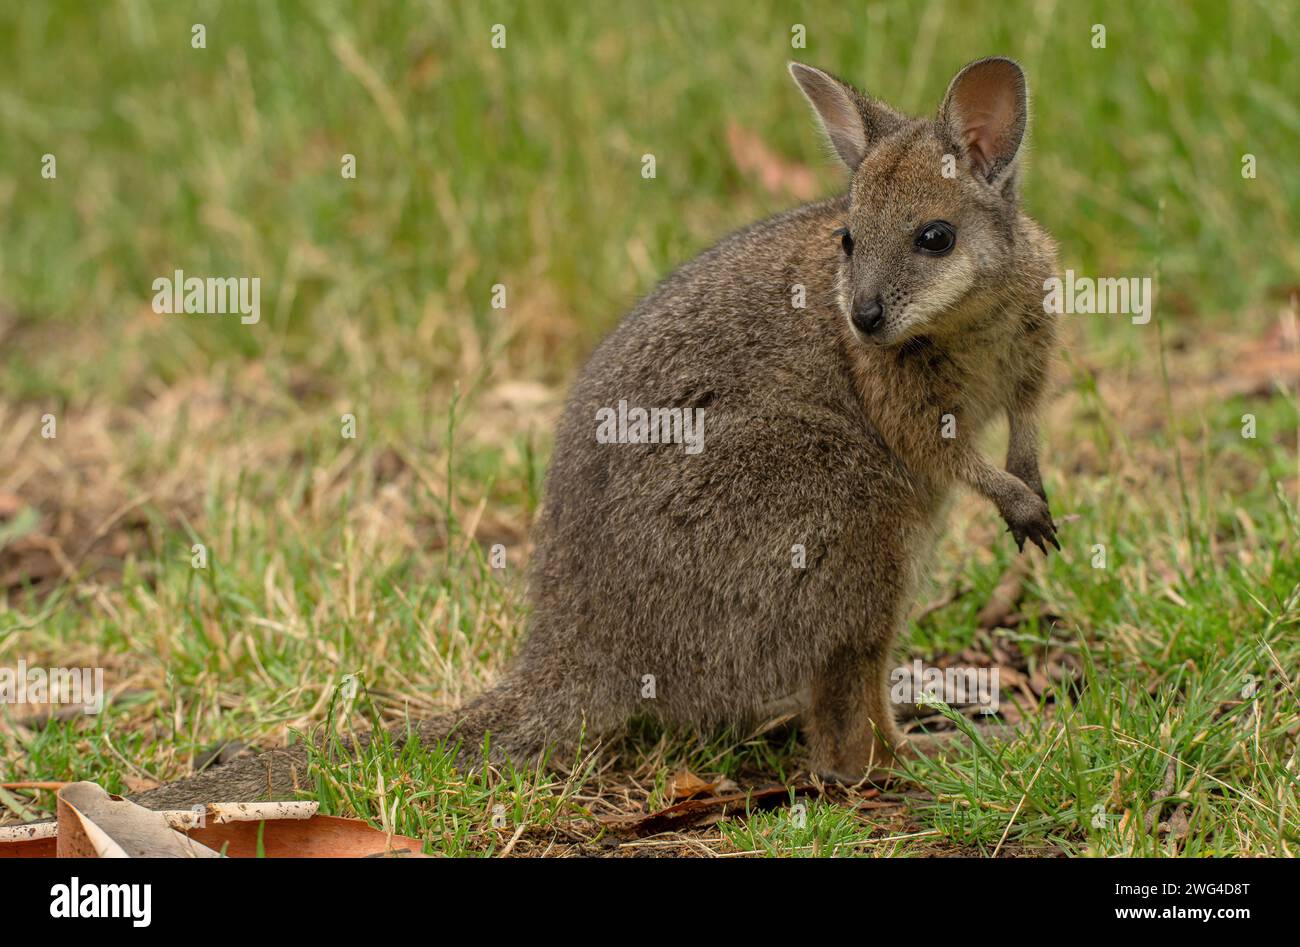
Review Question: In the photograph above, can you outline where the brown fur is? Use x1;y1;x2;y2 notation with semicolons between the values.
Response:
131;57;1058;810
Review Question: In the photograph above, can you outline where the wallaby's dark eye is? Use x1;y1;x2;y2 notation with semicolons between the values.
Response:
833;227;854;257
915;220;956;256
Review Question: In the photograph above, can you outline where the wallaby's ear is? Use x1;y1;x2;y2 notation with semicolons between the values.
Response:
788;62;900;171
939;57;1027;187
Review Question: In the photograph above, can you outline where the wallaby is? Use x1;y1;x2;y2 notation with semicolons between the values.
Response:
131;56;1058;812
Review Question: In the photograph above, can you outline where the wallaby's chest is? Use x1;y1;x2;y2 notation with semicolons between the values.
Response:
881;334;1020;433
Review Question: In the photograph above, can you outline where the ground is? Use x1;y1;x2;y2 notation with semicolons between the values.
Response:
1;1;1297;856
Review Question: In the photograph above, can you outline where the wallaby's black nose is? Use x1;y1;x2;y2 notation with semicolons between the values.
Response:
852;296;885;335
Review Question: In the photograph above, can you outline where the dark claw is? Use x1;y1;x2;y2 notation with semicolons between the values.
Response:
1005;495;1062;556
1009;515;1059;556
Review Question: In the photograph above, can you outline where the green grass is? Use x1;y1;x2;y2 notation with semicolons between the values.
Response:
1;0;1297;856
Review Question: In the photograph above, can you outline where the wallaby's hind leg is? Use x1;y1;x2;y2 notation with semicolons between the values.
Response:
806;645;902;782
807;645;1023;783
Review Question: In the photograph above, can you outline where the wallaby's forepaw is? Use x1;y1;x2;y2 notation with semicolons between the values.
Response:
1002;492;1059;555
1006;458;1049;505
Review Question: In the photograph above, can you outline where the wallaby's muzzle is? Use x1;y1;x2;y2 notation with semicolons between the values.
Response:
851;294;886;336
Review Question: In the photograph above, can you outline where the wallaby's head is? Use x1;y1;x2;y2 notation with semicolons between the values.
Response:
790;57;1033;346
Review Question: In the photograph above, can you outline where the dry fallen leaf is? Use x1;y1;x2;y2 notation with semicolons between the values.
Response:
185;813;427;857
0;782;427;858
57;782;221;858
599;783;818;838
666;770;718;802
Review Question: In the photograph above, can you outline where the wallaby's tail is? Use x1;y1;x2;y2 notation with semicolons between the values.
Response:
128;675;564;813
411;674;562;767
127;741;317;812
